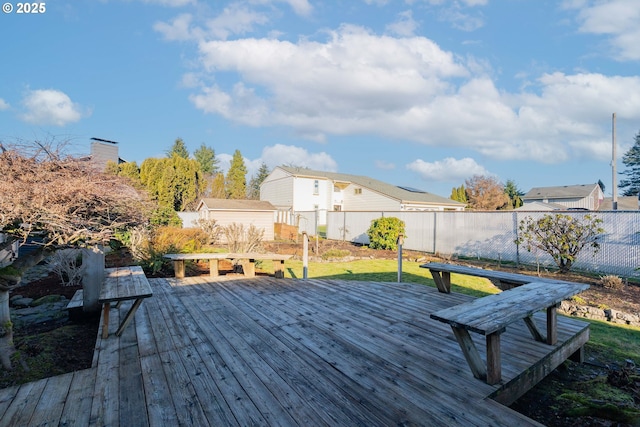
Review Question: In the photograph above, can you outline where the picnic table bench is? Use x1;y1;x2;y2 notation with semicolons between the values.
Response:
430;281;589;384
99;266;152;339
421;261;572;293
164;253;293;279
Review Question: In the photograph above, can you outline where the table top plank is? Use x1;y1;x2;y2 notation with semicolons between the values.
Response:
99;266;152;303
164;252;292;261
430;281;589;335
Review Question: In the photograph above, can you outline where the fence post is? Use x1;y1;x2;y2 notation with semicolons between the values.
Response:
302;232;309;279
397;234;404;283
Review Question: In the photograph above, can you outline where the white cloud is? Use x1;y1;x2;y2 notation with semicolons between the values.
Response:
154;13;202;41
205;4;269;40
407;157;489;181
375;160;396;170
0;98;9;110
260;144;338;171
570;0;640;61
386;10;419;37
20;89;87;126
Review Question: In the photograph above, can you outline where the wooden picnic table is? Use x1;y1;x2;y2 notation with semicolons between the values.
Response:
99;266;152;339
430;280;589;384
421;261;574;293
164;252;293;279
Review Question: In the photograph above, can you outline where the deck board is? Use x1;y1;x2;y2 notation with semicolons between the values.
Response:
0;276;591;426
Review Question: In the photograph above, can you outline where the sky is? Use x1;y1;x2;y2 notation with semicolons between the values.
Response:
1;0;639;198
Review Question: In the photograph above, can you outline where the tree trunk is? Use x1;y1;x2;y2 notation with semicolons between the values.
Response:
0;290;14;370
0;245;52;370
82;246;105;313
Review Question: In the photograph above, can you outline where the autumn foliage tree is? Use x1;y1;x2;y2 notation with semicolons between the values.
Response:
464;175;510;210
0;141;148;369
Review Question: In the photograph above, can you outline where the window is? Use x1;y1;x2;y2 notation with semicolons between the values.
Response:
354;188;362;195
333;205;342;211
313;180;319;195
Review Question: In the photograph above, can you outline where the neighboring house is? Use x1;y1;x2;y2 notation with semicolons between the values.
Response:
515;201;567;211
522;184;604;211
260;166;465;225
196;199;276;241
90;137;126;171
599;196;639;211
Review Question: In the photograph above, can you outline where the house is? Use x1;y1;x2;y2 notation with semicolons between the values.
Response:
599;196;639;210
196;198;277;241
522;184;604;211
260;166;465;225
90;138;126;171
515;201;567;211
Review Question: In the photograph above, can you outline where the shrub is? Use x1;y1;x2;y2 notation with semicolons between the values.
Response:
48;249;84;287
223;223;264;253
367;217;406;250
600;275;624;290
195;218;221;245
152;227;208;254
515;213;604;273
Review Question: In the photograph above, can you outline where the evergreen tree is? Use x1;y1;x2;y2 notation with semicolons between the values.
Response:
225;150;247;199
248;162;270;200
619;130;640;197
140;155;205;211
210;173;226;198
167;137;190;159
504;179;524;209
450;185;467;203
194;143;219;175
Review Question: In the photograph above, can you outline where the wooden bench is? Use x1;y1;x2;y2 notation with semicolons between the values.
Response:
430;281;589;385
421;262;572;293
99;266;152;339
164;253;293;279
164;253;230;279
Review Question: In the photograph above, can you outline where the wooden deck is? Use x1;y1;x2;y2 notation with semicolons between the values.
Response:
0;277;590;426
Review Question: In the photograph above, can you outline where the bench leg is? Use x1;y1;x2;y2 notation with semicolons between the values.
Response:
430;270;451;293
547;304;558;345
486;333;502;385
274;260;285;278
173;260;185;278
451;327;487;382
523;316;545;342
116;298;145;337
242;260;256;277
209;259;219;277
101;302;111;339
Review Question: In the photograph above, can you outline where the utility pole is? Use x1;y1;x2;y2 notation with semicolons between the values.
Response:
612;113;618;211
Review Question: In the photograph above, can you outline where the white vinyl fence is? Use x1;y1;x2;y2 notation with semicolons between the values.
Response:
322;210;640;279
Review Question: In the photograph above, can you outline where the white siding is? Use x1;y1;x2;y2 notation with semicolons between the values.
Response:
260;169;294;208
343;184;400;211
206;211;275;241
292;177;332;212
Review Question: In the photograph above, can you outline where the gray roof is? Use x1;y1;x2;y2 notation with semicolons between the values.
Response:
599;196;639;211
516;201;567;211
523;184;600;200
198;198;276;211
279;166;464;207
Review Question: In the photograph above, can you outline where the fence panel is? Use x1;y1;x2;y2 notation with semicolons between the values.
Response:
325;210;640;278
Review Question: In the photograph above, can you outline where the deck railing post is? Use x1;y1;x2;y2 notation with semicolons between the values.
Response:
303;232;309;279
397;234;404;282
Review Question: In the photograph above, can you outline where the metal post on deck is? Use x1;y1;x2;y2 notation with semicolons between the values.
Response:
303;232;309;279
397;234;404;283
